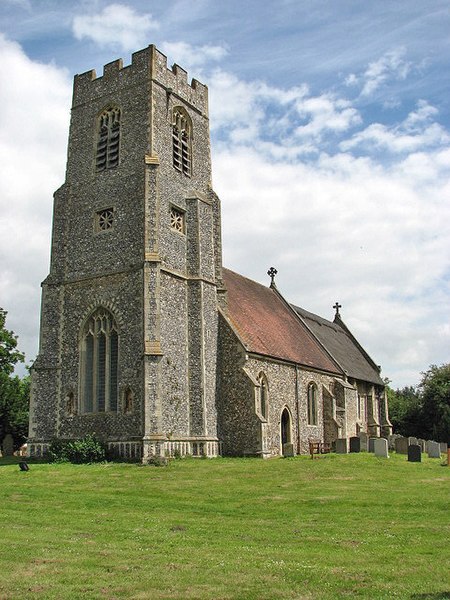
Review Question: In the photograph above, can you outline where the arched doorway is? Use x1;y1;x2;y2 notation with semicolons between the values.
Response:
281;408;292;455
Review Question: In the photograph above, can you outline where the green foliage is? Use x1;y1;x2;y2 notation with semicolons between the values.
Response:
418;363;450;442
0;308;28;450
0;308;24;376
388;363;450;442
0;372;30;449
48;435;106;464
387;384;422;437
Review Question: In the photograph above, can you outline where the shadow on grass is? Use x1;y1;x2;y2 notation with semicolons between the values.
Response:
0;456;51;467
411;593;450;599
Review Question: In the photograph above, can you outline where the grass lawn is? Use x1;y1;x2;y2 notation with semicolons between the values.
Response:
0;452;449;599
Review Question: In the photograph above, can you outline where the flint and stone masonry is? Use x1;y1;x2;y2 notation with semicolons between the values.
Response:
28;45;391;459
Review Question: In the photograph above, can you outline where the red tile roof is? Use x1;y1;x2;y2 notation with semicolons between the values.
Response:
222;268;342;374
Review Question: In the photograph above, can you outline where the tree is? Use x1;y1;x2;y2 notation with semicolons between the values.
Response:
0;308;24;374
0;308;28;449
418;363;450;443
386;384;422;438
0;373;30;448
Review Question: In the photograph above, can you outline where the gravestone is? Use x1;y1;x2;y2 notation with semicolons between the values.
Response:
417;439;427;453
335;438;348;454
283;442;294;457
349;437;360;453
368;438;377;453
409;437;418;446
388;434;400;451
359;432;369;452
408;444;421;462
440;442;448;454
427;441;441;459
395;436;409;455
2;434;14;457
374;438;389;458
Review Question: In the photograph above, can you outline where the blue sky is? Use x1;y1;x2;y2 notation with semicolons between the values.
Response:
0;0;449;388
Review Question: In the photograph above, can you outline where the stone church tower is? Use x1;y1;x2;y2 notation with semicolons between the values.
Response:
29;45;225;459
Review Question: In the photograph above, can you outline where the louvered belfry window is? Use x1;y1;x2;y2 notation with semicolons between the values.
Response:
172;107;192;176
96;108;121;172
81;308;119;413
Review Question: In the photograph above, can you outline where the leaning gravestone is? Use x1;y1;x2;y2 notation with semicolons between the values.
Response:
427;441;441;459
359;432;369;452
2;434;14;457
408;444;421;462
349;437;360;453
368;438;377;453
374;438;389;458
335;438;348;454
395;436;409;454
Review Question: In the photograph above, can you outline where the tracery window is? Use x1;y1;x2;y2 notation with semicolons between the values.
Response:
172;107;192;176
257;373;269;419
80;308;118;413
170;206;185;233
96;107;121;172
307;382;318;426
95;208;114;232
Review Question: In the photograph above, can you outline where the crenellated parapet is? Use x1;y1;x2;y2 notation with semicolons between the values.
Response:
73;44;208;115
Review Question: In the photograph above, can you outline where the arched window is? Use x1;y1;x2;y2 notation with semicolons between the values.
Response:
96;107;121;171
172;107;192;176
257;373;269;419
307;382;318;426
80;308;119;413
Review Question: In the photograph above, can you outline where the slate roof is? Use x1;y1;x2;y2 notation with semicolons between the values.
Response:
222;268;342;375
292;305;384;386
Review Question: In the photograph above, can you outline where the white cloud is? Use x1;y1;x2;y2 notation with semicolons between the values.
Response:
72;3;159;51
293;94;361;140
1;34;449;389
360;48;411;97
160;41;228;70
341;101;450;154
0;35;71;368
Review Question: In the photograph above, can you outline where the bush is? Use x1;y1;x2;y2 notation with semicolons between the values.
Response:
48;436;106;464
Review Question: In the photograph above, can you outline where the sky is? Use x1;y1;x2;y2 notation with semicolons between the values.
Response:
0;0;449;388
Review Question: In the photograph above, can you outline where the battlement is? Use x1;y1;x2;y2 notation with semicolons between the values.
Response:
73;45;208;115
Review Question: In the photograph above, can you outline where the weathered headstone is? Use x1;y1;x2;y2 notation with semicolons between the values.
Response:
417;439;427;453
349;437;360;453
427;441;441;459
388;434;400;451
395;436;409;455
408;444;421;462
368;438;377;453
374;438;389;458
440;442;448;454
359;432;369;452
335;438;348;454
409;437;418;446
2;434;14;457
283;442;294;457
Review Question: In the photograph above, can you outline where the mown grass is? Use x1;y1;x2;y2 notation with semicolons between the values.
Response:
0;453;449;599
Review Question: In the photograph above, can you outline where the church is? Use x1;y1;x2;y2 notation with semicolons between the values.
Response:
28;45;392;460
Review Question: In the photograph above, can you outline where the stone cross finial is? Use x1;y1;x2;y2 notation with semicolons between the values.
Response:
333;302;342;317
267;267;278;287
